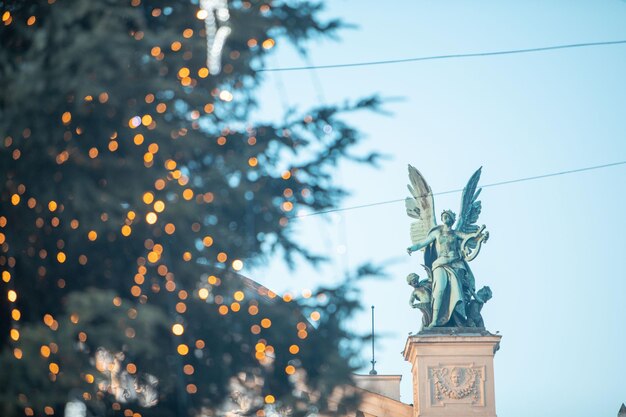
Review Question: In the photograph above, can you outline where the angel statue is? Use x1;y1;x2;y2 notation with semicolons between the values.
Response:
405;165;490;328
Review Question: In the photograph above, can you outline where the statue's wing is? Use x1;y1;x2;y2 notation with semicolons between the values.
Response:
405;165;436;244
456;167;483;234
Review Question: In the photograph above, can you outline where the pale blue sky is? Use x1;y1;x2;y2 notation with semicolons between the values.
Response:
247;1;626;415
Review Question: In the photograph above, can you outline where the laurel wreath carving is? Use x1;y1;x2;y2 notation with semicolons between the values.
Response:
431;367;480;401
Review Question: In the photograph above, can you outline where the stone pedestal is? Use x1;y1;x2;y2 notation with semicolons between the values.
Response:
403;329;501;417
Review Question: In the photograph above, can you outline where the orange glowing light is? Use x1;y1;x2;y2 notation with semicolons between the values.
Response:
182;189;194;200
177;344;189;355
143;192;154;204
61;112;72;124
172;323;184;336
10;328;19;341
40;345;51;357
154;200;165;212
49;362;60;374
232;259;243;271
146;212;157;224
147;251;159;263
121;225;132;236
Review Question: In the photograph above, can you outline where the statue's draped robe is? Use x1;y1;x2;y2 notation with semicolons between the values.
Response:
427;241;475;326
431;259;472;325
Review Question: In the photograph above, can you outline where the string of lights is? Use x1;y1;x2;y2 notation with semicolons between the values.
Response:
259;40;626;72
293;159;626;218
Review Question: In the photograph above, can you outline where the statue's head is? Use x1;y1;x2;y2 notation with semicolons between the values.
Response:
441;210;456;226
406;273;420;287
450;367;464;386
477;286;492;302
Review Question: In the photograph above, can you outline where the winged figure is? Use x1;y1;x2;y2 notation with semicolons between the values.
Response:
405;165;489;328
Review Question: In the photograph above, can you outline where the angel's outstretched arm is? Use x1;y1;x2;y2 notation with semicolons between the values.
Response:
407;231;436;255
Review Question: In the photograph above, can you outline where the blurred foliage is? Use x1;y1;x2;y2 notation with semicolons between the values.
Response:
0;1;381;416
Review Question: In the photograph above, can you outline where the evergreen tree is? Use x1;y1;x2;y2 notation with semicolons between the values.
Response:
0;1;381;416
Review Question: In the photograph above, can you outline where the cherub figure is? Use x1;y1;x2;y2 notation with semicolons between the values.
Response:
466;286;492;328
405;166;489;328
407;273;432;327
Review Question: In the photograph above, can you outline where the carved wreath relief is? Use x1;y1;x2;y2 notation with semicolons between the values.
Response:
428;365;485;407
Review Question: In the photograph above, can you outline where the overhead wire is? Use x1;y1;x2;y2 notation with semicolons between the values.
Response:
292;159;626;218
259;40;626;72
269;55;291;110
300;53;352;275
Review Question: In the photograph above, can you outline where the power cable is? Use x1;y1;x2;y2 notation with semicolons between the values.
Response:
269;55;291;111
293;159;626;218
299;54;352;275
259;40;626;72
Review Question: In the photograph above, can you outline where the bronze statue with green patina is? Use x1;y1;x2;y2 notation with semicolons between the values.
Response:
405;165;490;328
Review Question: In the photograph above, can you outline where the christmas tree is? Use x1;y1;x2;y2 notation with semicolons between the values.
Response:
0;1;381;416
